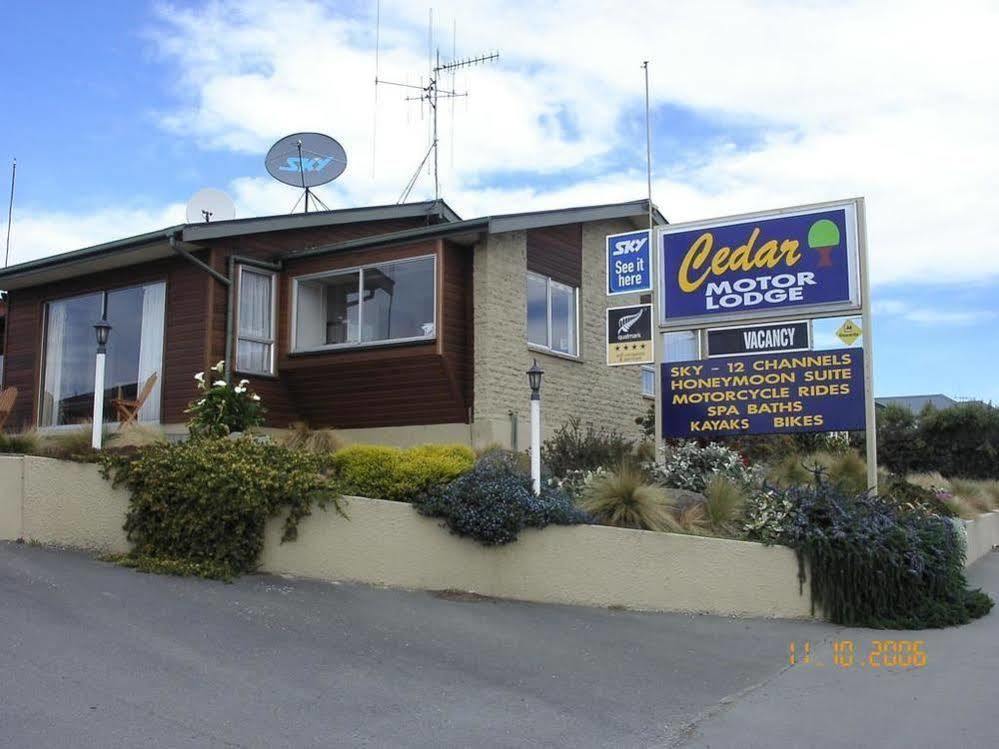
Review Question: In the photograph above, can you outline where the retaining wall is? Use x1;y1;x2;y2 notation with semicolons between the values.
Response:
2;455;997;619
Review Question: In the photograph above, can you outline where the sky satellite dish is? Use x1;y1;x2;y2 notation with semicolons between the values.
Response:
186;188;236;224
265;132;348;188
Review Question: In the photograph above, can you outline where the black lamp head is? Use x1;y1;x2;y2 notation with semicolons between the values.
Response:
527;358;544;396
94;318;112;349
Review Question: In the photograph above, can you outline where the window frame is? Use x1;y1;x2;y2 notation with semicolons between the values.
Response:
526;270;580;358
641;365;655;399
290;253;438;354
235;265;278;376
37;281;167;429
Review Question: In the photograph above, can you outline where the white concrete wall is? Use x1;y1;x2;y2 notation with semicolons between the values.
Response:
260;496;812;618
957;512;999;566
2;457;998;619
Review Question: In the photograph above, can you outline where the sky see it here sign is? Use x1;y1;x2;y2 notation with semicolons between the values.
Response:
606;229;652;295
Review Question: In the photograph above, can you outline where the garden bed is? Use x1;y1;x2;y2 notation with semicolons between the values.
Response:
3;454;997;620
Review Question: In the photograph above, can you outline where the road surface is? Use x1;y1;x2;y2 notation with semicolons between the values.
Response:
1;542;995;747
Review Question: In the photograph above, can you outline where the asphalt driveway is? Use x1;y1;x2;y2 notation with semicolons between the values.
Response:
1;542;995;748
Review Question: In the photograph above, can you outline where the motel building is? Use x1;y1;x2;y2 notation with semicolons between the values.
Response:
0;199;673;448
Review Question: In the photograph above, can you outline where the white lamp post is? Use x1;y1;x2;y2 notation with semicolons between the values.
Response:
91;318;111;449
527;359;544;494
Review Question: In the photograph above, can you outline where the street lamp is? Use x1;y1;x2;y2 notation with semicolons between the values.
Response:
91;318;112;449
527;359;544;494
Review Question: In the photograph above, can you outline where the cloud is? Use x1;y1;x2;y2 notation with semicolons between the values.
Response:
874;298;995;326
8;0;999;293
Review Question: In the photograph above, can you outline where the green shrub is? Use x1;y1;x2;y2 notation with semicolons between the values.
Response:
417;452;587;545
751;483;993;629
280;422;344;454
332;443;475;502
101;437;343;580
917;403;999;479
579;464;681;532
646;441;760;493
882;476;957;518
542;417;635;479
874;404;923;474
185;361;264;438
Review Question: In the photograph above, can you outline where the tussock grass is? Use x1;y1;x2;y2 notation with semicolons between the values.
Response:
107;423;167;449
280;422;344;455
0;430;40;455
703;475;746;531
579;463;682;532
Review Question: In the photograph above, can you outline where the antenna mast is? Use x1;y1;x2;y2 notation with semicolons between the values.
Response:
375;12;498;203
4;159;14;268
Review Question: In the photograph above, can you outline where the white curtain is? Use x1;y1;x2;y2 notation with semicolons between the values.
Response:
41;303;67;427
238;269;273;372
136;282;165;422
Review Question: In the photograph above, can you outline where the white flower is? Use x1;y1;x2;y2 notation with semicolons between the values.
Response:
238;379;249;387
197;398;206;405
212;360;225;372
194;372;205;383
234;386;246;394
251;394;261;401
213;380;227;387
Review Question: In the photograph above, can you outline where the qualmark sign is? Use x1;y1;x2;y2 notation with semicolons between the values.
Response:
659;200;861;327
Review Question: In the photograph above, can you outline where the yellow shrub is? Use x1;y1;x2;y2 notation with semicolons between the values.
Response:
331;443;475;501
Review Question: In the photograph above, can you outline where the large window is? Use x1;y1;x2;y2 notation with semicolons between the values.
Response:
41;282;165;427
293;255;436;351
236;267;276;374
527;271;578;356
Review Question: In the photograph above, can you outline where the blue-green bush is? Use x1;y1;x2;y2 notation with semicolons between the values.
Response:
417;452;588;545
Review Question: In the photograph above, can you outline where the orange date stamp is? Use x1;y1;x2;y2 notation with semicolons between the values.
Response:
789;640;927;669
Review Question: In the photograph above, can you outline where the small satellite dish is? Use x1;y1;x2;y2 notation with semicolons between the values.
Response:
265;132;348;188
186;188;236;224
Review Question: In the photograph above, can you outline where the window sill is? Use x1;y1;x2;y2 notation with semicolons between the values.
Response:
528;344;583;364
233;370;279;381
288;338;437;358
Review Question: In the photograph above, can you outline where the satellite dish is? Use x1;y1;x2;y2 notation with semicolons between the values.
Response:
265;132;348;188
186;188;236;224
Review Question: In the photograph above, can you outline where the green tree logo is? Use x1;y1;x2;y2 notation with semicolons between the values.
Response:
808;219;841;268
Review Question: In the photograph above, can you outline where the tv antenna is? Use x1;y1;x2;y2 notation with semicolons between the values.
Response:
374;7;498;203
264;132;348;213
186;188;236;224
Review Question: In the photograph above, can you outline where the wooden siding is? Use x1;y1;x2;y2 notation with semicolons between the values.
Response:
266;239;472;428
526;223;582;287
2;256;211;429
1;216;474;432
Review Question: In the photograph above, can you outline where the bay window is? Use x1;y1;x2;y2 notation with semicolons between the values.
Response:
293;255;436;351
527;271;578;356
40;282;165;427
236;267;276;374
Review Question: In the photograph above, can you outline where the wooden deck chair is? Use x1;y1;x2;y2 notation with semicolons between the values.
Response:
112;373;158;427
0;386;18;431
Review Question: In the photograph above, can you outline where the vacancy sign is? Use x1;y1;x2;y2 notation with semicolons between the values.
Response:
606;230;652;295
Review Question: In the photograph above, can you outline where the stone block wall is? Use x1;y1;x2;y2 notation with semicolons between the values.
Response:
471;219;649;448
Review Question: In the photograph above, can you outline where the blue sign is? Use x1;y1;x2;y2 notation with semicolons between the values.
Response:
607;229;652;295
662;348;865;438
660;201;860;325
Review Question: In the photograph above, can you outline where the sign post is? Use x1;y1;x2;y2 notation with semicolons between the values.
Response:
654;198;877;493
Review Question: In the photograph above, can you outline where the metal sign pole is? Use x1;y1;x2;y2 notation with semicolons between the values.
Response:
857;198;878;493
642;61;664;463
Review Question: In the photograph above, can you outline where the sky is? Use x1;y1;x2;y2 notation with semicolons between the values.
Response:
1;0;997;402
